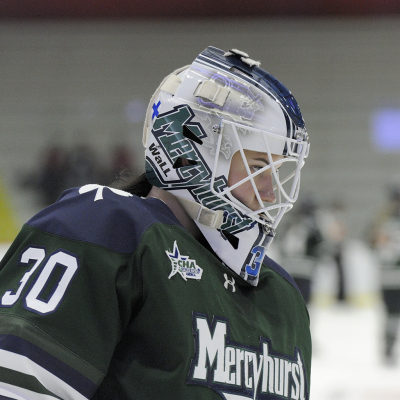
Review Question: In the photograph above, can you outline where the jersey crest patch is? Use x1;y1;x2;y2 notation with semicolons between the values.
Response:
166;241;203;281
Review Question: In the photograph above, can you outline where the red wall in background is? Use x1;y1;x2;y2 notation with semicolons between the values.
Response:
1;0;400;19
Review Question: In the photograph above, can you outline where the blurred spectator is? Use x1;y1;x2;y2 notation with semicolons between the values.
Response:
278;196;325;303
20;141;131;207
65;143;104;188
33;145;69;206
368;186;400;365
319;200;348;302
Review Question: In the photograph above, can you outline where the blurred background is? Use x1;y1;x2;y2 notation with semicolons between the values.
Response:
1;1;400;398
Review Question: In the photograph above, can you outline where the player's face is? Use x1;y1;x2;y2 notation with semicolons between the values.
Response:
228;149;283;211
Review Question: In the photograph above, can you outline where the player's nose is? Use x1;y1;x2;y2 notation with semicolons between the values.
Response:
257;172;276;204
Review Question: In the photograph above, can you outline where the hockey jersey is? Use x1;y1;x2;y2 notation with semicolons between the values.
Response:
0;184;311;400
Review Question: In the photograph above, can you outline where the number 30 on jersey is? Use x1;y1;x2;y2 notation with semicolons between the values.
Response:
1;246;78;315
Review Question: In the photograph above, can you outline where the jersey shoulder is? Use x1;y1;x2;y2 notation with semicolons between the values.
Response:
26;185;182;254
263;254;301;294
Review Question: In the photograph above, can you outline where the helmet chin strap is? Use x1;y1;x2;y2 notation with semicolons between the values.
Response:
175;195;224;229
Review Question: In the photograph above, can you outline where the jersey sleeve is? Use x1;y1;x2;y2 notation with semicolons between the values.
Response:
0;186;168;399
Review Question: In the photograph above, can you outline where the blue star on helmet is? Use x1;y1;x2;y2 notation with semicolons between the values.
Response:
152;100;161;120
165;241;203;281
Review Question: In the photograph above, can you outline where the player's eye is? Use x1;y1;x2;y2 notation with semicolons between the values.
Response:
250;162;269;174
251;165;263;173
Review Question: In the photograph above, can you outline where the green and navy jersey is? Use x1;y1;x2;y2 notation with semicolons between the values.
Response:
0;184;311;400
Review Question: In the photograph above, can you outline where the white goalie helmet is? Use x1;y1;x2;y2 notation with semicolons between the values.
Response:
143;46;309;286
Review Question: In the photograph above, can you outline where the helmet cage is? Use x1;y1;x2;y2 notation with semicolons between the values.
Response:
210;118;309;231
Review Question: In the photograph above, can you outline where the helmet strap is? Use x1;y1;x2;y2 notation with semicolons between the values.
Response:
175;196;224;229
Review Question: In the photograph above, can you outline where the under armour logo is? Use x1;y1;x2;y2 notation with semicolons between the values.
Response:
223;273;236;292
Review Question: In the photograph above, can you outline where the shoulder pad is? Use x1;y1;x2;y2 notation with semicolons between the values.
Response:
27;185;181;253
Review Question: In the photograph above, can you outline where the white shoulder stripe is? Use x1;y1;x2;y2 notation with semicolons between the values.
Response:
0;383;60;400
0;350;88;400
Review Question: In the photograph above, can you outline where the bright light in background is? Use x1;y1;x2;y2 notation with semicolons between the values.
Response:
124;99;146;124
371;108;400;152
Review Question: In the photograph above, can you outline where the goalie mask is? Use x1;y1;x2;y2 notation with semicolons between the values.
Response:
143;46;309;286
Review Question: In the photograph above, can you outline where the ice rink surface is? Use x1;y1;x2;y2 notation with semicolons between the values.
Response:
310;303;400;400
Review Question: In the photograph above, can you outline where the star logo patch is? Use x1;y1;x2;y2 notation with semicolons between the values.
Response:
166;241;203;281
